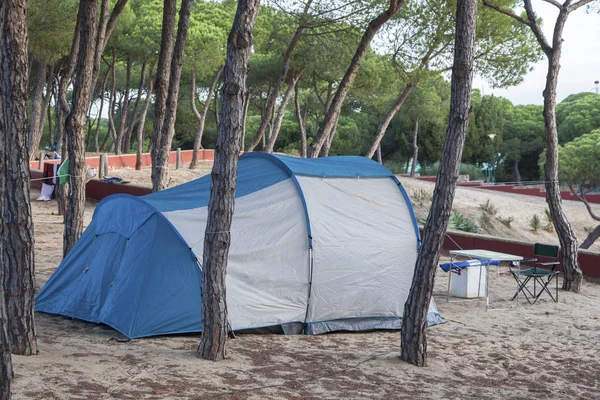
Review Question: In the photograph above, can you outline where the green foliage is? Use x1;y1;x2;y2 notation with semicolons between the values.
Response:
422;162;485;181
28;0;79;63
544;209;554;233
530;214;541;233
556;129;600;189
556;93;600;144
449;212;478;233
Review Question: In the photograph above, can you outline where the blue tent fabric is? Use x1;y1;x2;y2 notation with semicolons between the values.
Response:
35;153;426;338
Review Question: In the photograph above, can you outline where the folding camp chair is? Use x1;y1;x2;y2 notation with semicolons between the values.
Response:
509;243;560;304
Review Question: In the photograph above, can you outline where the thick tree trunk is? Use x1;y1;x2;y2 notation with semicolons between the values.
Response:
1;0;38;357
63;0;100;257
295;84;307;158
308;0;404;157
29;58;47;157
365;83;414;158
116;56;132;154
321;118;338;157
198;0;260;361
541;34;582;292
124;60;146;154
245;1;310;152
513;159;521;183
190;64;224;169
151;0;177;189
151;0;191;192
0;5;13;380
264;69;303;153
400;0;477;367
136;63;154;170
410;117;419;177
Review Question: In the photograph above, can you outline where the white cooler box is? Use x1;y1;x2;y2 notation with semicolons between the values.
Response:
451;265;487;298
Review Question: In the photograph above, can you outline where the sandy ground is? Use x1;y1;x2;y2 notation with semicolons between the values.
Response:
106;161;214;189
9;186;600;399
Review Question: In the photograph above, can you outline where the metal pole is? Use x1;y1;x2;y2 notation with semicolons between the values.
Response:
38;151;44;170
176;148;181;170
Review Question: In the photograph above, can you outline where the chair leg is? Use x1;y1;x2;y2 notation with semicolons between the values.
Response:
511;275;535;304
532;275;558;304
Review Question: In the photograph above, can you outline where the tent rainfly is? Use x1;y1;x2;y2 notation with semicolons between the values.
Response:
35;153;442;338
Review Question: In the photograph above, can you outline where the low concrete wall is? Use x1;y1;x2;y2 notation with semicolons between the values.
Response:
29;149;215;171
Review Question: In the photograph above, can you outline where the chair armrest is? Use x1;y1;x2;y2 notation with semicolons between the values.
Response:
521;258;537;263
536;261;560;266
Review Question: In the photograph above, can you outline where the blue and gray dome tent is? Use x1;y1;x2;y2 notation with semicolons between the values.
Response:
35;153;442;338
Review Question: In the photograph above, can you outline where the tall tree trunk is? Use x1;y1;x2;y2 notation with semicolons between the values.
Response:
124;60;146;154
214;86;220;127
321;118;339;157
294;83;307;158
365;83;414;158
38;65;55;149
540;26;582;293
198;0;260;361
1;0;38;356
136;62;154;170
400;0;477;367
106;49;118;153
513;159;521;183
376;145;382;164
94;64;111;153
85;99;96;152
29;58;47;158
240;89;251;149
152;0;191;192
245;0;311;152
190;64;224;169
410;117;419;177
151;0;177;188
264;69;303;153
63;0;100;257
308;0;404;157
116;56;132;154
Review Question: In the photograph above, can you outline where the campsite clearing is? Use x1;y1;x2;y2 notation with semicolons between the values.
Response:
11;186;600;399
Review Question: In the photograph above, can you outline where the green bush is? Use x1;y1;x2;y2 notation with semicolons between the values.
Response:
530;214;541;233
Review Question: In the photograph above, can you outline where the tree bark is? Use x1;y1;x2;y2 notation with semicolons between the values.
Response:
190;64;224;169
240;89;251;149
580;225;600;250
198;0;260;361
94;64;111;153
136;63;154;170
376;145;382;164
483;0;585;293
29;58;47;157
365;83;414;158
400;0;477;367
214;87;220;127
124;60;146;154
245;0;311;152
410;117;419;177
294;83;307;158
1;0;38;357
150;0;177;189
308;0;404;157
264;69;303;153
539;10;582;292
116;56;132;154
151;0;192;192
513;159;521;183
